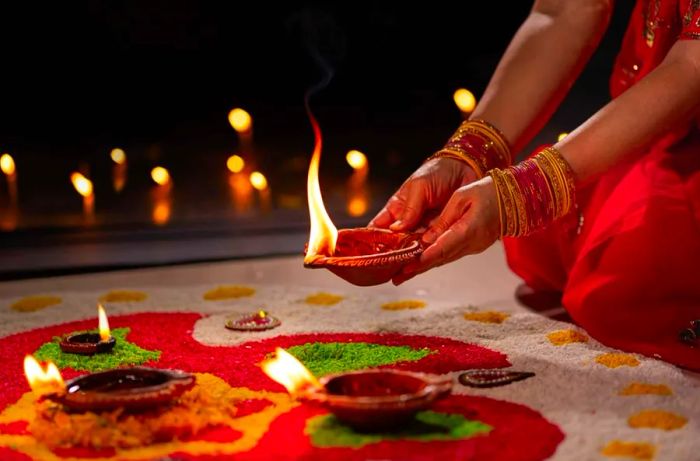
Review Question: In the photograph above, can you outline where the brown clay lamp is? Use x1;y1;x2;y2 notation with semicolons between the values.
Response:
24;355;194;412
262;348;452;431
302;110;424;287
59;305;116;355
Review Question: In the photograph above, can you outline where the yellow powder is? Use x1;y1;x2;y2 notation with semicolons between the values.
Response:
619;383;672;396
203;285;256;300
99;290;148;303
463;310;510;324
305;292;344;306
10;295;62;312
381;300;426;311
0;374;296;460
628;410;687;431
595;353;640;368
602;440;656;460
547;329;588;346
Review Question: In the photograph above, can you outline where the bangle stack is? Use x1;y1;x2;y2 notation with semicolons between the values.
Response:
488;146;576;237
425;119;512;178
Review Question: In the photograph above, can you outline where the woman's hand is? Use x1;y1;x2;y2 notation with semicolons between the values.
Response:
369;158;479;232
392;176;501;285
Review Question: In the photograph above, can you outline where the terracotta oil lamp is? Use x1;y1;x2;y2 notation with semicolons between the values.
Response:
262;348;452;432
303;111;424;286
24;356;194;413
59;305;116;355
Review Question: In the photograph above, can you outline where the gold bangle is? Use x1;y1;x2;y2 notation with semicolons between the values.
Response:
426;149;486;179
502;169;527;236
463;119;512;165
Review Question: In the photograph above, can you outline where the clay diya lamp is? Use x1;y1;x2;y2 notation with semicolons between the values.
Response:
302;110;425;286
304;228;425;286
225;310;281;331
59;305;116;355
302;369;452;431
46;367;195;412
262;348;452;432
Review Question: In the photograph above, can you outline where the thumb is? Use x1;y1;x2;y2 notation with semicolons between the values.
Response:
390;184;426;232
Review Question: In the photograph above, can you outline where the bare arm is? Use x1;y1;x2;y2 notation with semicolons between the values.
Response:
473;0;612;154
559;40;700;183
370;0;612;232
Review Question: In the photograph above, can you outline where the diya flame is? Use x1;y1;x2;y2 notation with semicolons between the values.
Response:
305;108;337;263
261;348;322;395
23;355;65;396
98;304;111;341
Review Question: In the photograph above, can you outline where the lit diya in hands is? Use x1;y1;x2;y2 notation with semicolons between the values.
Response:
262;348;452;432
24;355;194;412
303;109;424;286
59;305;116;355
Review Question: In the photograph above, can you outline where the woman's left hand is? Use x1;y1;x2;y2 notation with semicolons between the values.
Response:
393;176;501;285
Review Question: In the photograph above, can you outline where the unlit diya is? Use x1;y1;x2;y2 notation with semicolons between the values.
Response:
59;332;116;355
458;369;535;388
304;228;425;286
225;310;281;331
301;369;452;431
46;367;194;412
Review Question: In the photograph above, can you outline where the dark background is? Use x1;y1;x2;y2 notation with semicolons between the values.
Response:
0;1;634;278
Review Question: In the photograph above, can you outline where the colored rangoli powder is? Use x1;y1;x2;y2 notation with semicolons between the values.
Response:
463;310;510;324
595;353;640;368
29;373;241;449
619;383;672;396
628;410;687;431
602;440;656;460
547;329;588;346
381;300;426;311
99;290;148;303
287;342;432;376
306;411;492;448
305;292;344;306
10;295;62;312
203;285;256;300
34;328;160;372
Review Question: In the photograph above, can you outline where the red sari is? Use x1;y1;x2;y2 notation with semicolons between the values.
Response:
504;0;700;370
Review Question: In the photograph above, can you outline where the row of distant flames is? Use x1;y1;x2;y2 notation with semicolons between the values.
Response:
24;304;318;398
0;107;369;201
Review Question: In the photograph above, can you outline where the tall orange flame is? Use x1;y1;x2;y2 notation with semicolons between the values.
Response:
305;107;337;263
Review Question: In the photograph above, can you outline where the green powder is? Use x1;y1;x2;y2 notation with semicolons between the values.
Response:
287;342;432;377
307;411;492;448
34;327;160;372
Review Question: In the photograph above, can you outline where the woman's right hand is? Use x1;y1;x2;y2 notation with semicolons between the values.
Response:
368;157;479;232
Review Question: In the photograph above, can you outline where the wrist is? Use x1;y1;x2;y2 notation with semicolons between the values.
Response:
426;119;512;179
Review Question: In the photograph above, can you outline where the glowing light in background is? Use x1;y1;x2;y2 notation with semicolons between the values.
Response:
152;201;171;225
453;88;476;113
70;172;93;197
557;132;569;142
249;171;268;191
151;166;171;186
228;108;252;133
347;196;369;217
110;148;126;165
345;150;368;170
0;153;15;176
227;155;245;173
